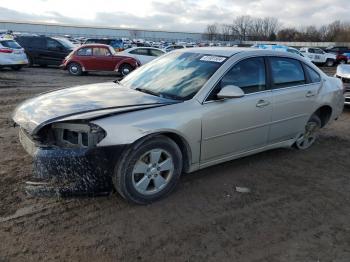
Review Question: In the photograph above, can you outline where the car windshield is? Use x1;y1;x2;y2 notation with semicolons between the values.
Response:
121;52;226;100
54;38;75;49
1;40;21;49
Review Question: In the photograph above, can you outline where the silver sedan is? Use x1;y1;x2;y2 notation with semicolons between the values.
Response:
13;47;345;204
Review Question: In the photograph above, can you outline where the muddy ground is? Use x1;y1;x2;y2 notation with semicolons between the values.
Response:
0;66;349;262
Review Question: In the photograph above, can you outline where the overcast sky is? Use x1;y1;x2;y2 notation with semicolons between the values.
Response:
0;0;348;32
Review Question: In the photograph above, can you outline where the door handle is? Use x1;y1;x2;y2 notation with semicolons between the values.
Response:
256;100;270;108
306;91;315;97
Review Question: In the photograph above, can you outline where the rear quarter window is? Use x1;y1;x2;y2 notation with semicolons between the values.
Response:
0;40;22;49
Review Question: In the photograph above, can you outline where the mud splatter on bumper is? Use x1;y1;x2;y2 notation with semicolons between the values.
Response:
25;145;126;197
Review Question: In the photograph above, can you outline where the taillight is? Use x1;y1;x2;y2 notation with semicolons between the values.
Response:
0;48;13;53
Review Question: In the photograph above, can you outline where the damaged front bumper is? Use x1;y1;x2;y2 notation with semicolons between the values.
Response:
19;128;125;197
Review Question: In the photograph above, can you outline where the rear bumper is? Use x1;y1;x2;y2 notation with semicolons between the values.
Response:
345;92;350;105
19;129;126;196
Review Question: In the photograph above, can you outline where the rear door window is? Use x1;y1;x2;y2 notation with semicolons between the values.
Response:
93;47;111;56
304;64;321;83
269;57;306;88
47;39;62;50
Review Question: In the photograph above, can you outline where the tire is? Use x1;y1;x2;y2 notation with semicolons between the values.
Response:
68;62;82;76
294;114;321;150
118;63;133;76
27;55;34;66
11;65;22;71
339;59;347;65
113;135;183;204
326;59;335;67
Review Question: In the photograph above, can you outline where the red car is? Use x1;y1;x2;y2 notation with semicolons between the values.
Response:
60;44;140;76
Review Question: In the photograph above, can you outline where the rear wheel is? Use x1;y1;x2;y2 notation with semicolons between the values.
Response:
113;136;183;204
11;65;22;71
118;63;133;76
339;59;347;64
326;59;335;67
294;115;321;150
68;62;82;76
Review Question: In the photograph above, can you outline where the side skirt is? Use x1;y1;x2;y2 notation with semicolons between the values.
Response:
195;138;296;171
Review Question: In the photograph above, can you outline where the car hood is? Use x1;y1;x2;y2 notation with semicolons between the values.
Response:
13;82;177;134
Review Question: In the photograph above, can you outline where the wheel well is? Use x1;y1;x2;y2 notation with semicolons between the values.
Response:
132;132;192;173
314;105;332;127
119;62;134;70
161;132;192;173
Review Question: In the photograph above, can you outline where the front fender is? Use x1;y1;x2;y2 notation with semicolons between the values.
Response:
91;101;202;168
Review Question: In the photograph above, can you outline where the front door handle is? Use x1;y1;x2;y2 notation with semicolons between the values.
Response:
306;91;315;97
256;100;270;108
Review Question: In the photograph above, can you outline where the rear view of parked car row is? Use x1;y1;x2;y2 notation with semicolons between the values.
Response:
1;34;350;76
0;35;167;76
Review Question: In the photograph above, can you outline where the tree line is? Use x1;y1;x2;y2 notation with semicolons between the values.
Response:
204;16;350;42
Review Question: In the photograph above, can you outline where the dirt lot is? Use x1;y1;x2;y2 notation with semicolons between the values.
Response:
0;66;349;262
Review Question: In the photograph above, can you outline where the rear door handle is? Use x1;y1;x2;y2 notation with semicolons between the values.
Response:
256;100;270;108
306;91;315;97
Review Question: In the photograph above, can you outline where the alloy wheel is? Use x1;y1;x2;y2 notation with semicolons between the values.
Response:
132;149;174;195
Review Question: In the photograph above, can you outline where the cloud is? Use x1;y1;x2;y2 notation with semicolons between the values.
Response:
0;0;350;32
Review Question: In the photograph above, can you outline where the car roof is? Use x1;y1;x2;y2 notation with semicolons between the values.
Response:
128;46;164;51
79;43;111;48
174;47;292;57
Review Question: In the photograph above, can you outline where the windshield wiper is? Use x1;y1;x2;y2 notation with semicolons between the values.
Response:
159;92;184;101
135;87;161;97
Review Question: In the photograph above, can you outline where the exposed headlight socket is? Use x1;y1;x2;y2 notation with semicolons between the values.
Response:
52;122;106;148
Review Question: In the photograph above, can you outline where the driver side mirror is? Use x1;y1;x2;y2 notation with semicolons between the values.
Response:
217;85;245;99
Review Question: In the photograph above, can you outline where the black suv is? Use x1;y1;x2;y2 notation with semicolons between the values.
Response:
15;36;75;66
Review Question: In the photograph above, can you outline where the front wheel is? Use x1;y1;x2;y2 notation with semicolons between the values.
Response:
294;115;321;150
113;136;183;204
68;62;82;76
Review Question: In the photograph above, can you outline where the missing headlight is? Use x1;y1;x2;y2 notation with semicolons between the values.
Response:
51;122;106;148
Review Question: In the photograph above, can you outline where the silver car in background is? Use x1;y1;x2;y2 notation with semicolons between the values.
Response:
0;38;28;70
13;48;345;204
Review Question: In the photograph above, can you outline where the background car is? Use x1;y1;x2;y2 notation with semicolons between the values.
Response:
15;35;75;66
0;38;28;70
252;44;309;60
299;47;337;66
84;38;124;51
163;45;186;52
119;47;165;65
60;44;139;76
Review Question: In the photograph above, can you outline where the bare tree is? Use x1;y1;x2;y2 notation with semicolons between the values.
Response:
232;16;253;41
205;23;219;41
129;29;140;40
221;24;232;41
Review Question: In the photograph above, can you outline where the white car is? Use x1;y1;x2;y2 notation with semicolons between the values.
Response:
119;47;165;65
163;45;186;53
253;44;310;60
0;38;28;70
299;47;336;67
